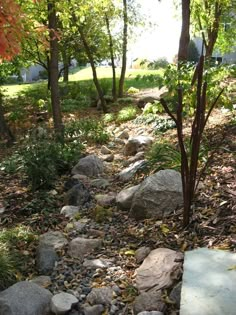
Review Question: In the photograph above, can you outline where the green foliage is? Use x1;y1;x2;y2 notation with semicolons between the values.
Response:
134;74;163;86
61;99;81;112
0;226;37;246
147;142;181;172
0;246;17;290
134;114;176;132
187;40;199;63
148;58;169;70
93;205;112;223
142;102;164;115
0;152;23;174
117;106;137;122
21;138;82;190
103;113;116;123
65;118;110;144
127;87;139;94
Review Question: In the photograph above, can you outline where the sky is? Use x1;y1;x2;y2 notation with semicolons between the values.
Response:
130;0;181;62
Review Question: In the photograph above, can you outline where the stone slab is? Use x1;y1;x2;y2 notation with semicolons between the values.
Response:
180;248;236;315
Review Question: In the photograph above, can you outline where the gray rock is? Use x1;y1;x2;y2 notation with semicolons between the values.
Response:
114;138;126;145
36;244;59;274
60;205;80;218
30;275;52;288
116;185;140;210
90;178;110;189
169;282;182;308
95;193;116;207
101;145;112;155
0;281;52;315
124;151;145;166
118;160;146;182
117;130;129;139
51;292;78;315
137;312;164;315
136;248;183;292
82;304;104;315
64;183;91;207
133;291;166;315
83;258;113;269
68;237;103;259
74;218;90;232
124;136;153;156
87;287;113;306
102;154;114;162
72;155;104;177
130;169;183;220
135;246;151;264
39;231;68;250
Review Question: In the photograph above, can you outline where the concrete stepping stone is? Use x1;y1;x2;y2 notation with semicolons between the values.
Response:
180;248;236;315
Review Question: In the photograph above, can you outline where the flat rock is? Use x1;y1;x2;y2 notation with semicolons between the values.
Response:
90;178;110;189
101;145;112;155
136;248;183;292
130;169;183;220
180;248;236;315
118;160;146;182
74;218;90;232
124;151;145;166
60;205;80;218
39;231;68;249
83;258;114;269
116;184;140;210
30;276;52;288
68;237;103;259
82;304;104;315
0;281;52;315
72;155;104;177
133;291;166;315
36;244;59;274
86;287;113;306
51;292;78;315
135;246;151;264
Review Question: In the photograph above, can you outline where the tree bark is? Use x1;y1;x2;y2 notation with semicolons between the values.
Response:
78;27;107;113
0;93;14;145
118;0;128;98
178;0;190;63
105;13;117;101
48;0;64;139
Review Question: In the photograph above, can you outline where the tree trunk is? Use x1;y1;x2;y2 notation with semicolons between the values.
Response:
62;50;70;82
0;93;14;145
105;13;117;101
178;0;190;63
48;0;64;139
118;0;128;98
78;27;107;113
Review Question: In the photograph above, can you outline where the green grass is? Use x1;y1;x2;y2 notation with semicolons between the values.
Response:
3;67;164;98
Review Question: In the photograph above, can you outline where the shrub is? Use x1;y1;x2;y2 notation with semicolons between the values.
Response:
148;58;169;70
65;118;109;144
127;87;139;94
103;113;115;123
0;246;17;290
117;106;137;122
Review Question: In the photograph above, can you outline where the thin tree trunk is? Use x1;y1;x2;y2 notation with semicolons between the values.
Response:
78;27;107;113
118;0;128;98
178;0;190;63
0;93;14;145
48;0;64;139
105;13;117;101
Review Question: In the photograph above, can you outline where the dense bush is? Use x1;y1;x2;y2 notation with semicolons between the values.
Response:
117;106;138;122
148;58;169;70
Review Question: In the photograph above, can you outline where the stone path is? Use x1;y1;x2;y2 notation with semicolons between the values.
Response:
180;248;236;315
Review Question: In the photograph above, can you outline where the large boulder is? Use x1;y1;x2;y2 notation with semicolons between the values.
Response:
116;185;140;210
64;182;91;207
0;281;52;315
130;169;183;220
135;248;183;292
124;136;153;156
68;237;103;259
72;155;104;177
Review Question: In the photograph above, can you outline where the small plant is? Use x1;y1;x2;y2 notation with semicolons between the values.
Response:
142;101;164;115
103;113;115;123
93;205;112;223
0;246;17;290
0;152;23;173
153;117;176;133
117;106;137;122
127;87;139;94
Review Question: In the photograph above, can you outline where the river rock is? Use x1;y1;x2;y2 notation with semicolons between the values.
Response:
95;193;116;207
133;291;166;315
30;276;52;288
82;304;105;315
116;185;140;210
60;205;80;218
68;237;103;259
72;155;104;177
90;178;110;189
135;246;151;264
86;287;113;306
83;258;114;269
64;182;91;207
101;145;112;155
36;244;59;274
118;160;146;182
135;248;183;292
51;292;78;315
124;136;153;156
39;231;68;249
130;169;183;220
0;281;52;315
